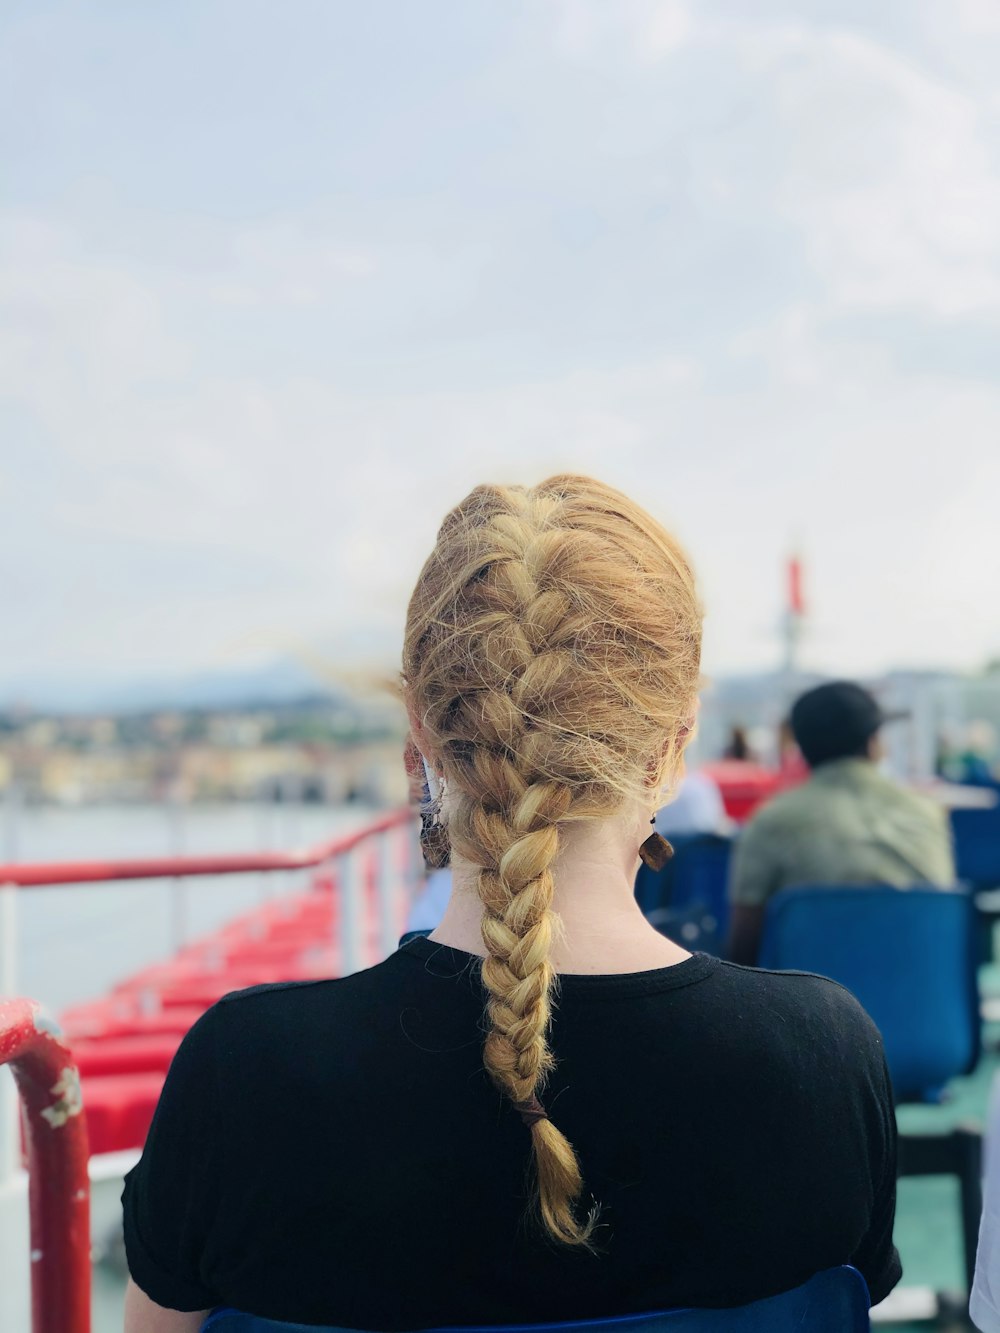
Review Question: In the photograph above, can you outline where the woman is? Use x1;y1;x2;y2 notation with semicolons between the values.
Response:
123;476;900;1331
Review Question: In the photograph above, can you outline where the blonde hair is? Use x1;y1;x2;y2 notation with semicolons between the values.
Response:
402;475;702;1245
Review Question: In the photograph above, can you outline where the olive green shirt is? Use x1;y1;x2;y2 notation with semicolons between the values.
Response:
729;758;955;907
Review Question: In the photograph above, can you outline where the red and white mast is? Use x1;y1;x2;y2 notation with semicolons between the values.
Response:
783;552;806;676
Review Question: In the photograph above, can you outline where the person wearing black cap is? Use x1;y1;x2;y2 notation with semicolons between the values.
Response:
727;680;955;966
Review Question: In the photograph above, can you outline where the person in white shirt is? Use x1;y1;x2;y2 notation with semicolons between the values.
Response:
971;1075;1000;1330
655;768;728;837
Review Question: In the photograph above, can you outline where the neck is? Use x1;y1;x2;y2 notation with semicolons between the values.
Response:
429;808;691;975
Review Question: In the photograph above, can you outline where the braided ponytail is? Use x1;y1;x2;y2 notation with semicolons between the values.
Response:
403;476;701;1245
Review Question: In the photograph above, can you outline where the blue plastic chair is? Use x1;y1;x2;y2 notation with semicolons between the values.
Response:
758;885;979;1098
201;1264;870;1332
645;834;733;955
634;832;702;916
951;804;1000;889
758;884;982;1294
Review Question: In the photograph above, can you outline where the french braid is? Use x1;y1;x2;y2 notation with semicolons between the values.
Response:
402;476;702;1245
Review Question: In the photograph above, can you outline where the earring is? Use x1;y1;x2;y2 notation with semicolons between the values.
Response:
415;753;451;870
419;811;451;870
639;815;673;872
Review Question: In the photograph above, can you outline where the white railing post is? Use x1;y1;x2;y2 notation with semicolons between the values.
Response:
170;877;188;953
256;800;274;903
0;883;19;1186
339;852;364;976
405;818;423;893
0;883;15;1001
377;831;400;959
168;793;187;952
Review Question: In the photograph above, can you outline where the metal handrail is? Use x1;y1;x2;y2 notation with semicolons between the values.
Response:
0;807;414;888
0;997;91;1333
0;809;421;1331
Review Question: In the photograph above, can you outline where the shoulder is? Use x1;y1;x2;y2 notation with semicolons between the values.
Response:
716;957;872;1015
217;950;407;1010
217;975;343;1012
882;777;948;826
205;952;411;1048
713;961;886;1064
739;785;814;839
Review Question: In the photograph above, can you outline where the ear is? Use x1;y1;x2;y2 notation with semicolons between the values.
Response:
406;707;436;765
646;703;700;793
676;699;700;754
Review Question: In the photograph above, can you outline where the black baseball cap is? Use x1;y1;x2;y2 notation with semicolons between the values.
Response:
789;681;908;768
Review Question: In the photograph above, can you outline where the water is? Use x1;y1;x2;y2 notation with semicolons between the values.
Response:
6;800;379;1015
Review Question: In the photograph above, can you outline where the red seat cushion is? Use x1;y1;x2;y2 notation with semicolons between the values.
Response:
81;1072;165;1155
73;1034;181;1077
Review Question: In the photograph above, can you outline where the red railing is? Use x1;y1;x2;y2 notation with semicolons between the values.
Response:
0;997;91;1333
0;807;414;888
0;808;421;1331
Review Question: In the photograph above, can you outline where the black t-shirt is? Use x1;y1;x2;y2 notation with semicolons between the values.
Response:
122;940;901;1327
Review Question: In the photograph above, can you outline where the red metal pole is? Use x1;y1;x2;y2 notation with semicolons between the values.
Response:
0;998;91;1333
788;554;805;617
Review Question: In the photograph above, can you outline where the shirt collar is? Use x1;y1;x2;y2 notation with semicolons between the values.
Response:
809;757;879;784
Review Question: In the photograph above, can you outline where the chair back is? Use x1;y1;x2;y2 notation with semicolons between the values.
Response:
635;832;703;916
667;834;733;953
201;1264;869;1331
951;804;1000;889
758;885;979;1100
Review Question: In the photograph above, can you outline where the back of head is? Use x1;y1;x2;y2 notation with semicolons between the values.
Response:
402;475;702;1245
790;680;885;769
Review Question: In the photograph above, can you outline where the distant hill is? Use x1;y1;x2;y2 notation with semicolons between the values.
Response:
0;658;355;715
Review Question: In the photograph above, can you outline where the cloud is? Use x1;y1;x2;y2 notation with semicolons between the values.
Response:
0;216;186;433
214;222;377;307
763;27;1000;319
951;0;1000;35
548;0;692;63
3;2;1000;691
543;6;1000;323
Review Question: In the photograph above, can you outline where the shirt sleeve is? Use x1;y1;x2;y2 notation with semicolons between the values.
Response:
121;1004;225;1311
727;814;783;908
849;1045;903;1307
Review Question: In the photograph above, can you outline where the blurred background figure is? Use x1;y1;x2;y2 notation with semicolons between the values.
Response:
776;716;810;784
723;725;753;762
959;722;1000;789
727;681;955;965
655;767;729;839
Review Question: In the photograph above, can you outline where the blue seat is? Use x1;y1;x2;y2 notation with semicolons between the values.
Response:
951;804;1000;890
757;885;979;1099
644;834;733;955
635;832;706;915
201;1264;870;1332
757;884;982;1295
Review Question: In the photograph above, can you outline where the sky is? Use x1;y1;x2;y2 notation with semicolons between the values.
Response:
2;0;1000;704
